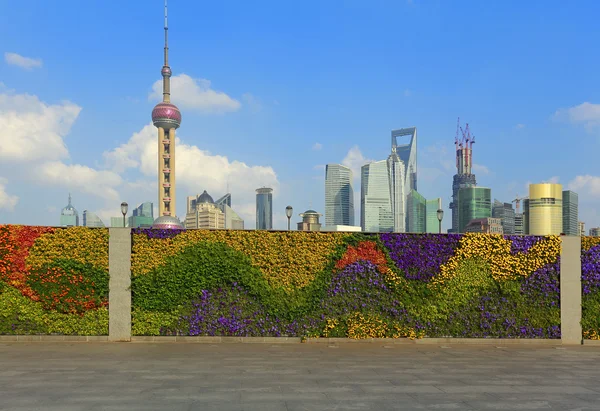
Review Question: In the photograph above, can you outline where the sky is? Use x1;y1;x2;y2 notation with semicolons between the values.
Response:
0;0;599;231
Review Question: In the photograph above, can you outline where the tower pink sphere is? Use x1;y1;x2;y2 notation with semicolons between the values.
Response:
152;102;181;129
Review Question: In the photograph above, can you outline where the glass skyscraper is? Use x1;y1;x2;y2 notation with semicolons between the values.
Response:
256;188;273;230
492;200;515;235
60;194;79;227
325;164;354;226
562;190;579;236
129;201;154;228
406;189;426;233
361;161;393;232
457;187;492;233
425;198;442;233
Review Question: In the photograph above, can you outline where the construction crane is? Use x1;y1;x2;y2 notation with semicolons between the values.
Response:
512;195;525;214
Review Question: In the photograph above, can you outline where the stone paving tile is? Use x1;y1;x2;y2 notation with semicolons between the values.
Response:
1;343;600;410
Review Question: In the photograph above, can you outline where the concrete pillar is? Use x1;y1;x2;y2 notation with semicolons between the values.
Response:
560;235;582;345
109;228;131;342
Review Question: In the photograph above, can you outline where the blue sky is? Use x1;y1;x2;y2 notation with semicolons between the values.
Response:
0;0;599;231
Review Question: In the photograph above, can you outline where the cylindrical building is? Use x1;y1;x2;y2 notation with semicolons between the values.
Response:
256;188;273;230
528;183;563;235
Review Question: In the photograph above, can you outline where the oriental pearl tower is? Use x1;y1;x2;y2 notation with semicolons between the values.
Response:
152;0;183;229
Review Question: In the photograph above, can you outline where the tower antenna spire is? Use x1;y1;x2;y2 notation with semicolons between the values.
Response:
161;0;171;103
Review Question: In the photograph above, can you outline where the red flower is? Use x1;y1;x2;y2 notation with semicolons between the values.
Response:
335;241;388;273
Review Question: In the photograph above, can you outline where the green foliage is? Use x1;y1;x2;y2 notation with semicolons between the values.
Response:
582;293;600;337
0;282;108;335
132;310;180;336
26;259;109;314
132;241;272;312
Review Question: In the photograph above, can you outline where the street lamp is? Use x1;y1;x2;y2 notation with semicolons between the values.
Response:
285;206;293;231
437;208;444;234
121;202;128;228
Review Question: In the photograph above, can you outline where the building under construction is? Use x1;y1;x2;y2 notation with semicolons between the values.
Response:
449;119;477;233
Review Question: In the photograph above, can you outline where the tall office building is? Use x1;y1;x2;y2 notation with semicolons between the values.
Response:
361;160;393;232
426;198;442;233
111;217;126;228
590;227;600;237
406;190;426;233
151;1;183;229
256;188;273;230
562;190;579;236
390;127;417;232
492;200;516;235
325;164;354;226
215;193;232;208
60;194;79;227
449;121;477;233
185;191;225;229
579;222;586;236
457;187;492;233
514;213;524;235
129;202;154;228
528;183;563;235
523;199;530;234
214;193;244;229
82;210;105;228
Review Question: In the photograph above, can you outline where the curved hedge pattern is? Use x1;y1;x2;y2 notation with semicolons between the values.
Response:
131;230;562;339
0;225;109;335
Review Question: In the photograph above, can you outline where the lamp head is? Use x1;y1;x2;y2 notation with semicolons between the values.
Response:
285;205;293;219
437;208;444;222
121;202;129;216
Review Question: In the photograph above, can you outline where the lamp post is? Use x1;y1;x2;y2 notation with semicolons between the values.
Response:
285;206;293;231
121;202;128;228
437;208;444;234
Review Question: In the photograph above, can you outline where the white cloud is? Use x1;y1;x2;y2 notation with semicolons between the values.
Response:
313;164;325;171
472;164;490;175
36;161;122;202
312;143;323;151
554;102;600;131
542;176;560;184
0;178;18;211
0;92;81;161
342;146;373;181
4;52;43;70
242;93;262;113
515;123;525;129
568;175;600;198
103;123;279;224
150;74;240;113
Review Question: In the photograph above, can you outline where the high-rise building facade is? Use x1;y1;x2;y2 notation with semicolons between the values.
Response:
325;164;354;226
82;210;105;228
361;161;393;232
185;191;225;229
390;127;417;232
590;227;600;237
514;213;525;235
128;202;154;228
151;1;183;229
579;222;586;236
449;122;477;233
426;198;442;233
256;188;273;230
457;187;492;233
562;190;579;236
406;190;426;233
528;183;563;235
492;200;515;235
60;194;79;227
523;199;530;234
214;194;244;229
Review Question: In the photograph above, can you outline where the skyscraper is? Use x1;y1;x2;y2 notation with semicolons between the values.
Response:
406;190;426;233
361;161;393;232
590;228;600;237
458;187;492;233
151;1;183;229
185;191;225;229
528;183;563;235
256;188;273;230
562;190;579;236
390;127;417;232
426;198;442;233
215;193;244;229
60;194;79;227
449;120;477;233
492;200;516;235
129;202;154;228
325;164;354;226
82;210;105;228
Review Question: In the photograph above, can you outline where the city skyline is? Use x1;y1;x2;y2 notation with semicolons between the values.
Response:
1;1;599;230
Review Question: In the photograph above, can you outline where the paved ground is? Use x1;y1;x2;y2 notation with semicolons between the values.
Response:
1;343;600;411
